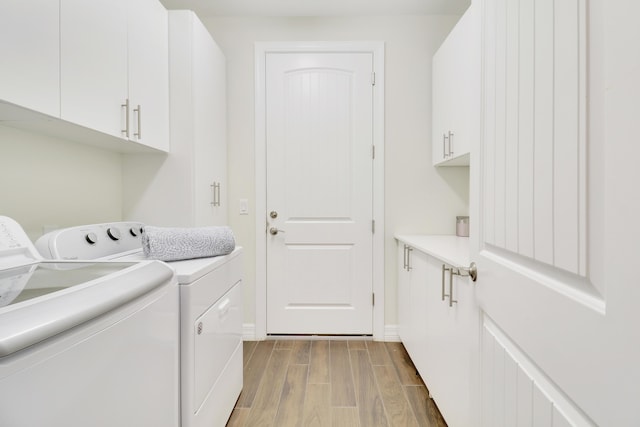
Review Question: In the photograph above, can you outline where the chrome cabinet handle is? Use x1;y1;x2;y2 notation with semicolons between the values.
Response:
403;245;407;270
402;245;408;271
133;105;141;139
442;262;477;307
406;247;413;271
442;264;449;301
443;133;448;158
448;267;457;307
121;98;130;138
448;131;454;156
210;183;221;206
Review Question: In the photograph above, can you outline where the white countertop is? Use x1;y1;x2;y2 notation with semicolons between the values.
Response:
395;234;470;267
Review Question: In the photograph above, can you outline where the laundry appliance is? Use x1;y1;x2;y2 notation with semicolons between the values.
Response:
0;216;180;427
36;221;243;427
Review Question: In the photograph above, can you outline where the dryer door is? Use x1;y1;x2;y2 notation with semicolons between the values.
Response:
193;281;242;411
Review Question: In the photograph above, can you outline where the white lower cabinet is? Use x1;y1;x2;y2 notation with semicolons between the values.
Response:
397;239;478;427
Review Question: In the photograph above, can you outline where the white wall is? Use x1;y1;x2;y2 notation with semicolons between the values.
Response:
203;15;470;331
0;125;123;240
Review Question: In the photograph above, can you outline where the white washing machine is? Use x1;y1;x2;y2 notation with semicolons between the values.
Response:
36;222;243;427
0;216;180;427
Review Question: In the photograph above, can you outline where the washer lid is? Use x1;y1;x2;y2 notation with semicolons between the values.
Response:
0;261;139;308
0;260;175;358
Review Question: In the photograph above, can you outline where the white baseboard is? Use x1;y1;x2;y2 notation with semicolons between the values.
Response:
243;323;256;341
242;323;401;342
384;324;401;342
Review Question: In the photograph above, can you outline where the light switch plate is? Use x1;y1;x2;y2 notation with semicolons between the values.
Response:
239;199;249;215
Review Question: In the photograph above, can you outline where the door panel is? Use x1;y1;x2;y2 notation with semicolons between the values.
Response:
266;52;373;334
474;0;639;425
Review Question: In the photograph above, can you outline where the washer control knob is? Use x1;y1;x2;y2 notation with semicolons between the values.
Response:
106;228;121;241
129;227;139;237
85;233;98;245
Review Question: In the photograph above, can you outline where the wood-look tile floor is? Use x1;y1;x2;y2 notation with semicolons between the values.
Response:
226;340;448;427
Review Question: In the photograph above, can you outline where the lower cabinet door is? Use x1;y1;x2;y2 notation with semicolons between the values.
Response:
397;244;479;427
423;254;478;427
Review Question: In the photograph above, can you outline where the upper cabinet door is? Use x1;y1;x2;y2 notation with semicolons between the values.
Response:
192;18;227;226
60;0;128;138
128;0;169;151
0;0;60;118
432;3;480;166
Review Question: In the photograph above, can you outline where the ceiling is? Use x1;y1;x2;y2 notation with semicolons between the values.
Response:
158;0;471;17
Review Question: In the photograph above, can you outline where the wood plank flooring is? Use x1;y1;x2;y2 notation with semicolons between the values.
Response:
227;340;448;427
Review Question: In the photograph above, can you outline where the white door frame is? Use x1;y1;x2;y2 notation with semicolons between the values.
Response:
254;41;385;340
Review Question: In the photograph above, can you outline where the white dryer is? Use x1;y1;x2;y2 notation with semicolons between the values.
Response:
36;222;243;427
0;216;180;427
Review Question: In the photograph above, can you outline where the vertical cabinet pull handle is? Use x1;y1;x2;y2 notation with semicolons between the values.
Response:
443;133;448;158
442;264;448;301
449;267;457;307
121;99;130;138
448;131;454;157
441;264;458;307
441;262;478;306
133;105;141;139
403;245;408;270
210;183;221;207
406;247;413;271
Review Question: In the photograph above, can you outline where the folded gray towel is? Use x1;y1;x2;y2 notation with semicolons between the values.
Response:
141;225;235;262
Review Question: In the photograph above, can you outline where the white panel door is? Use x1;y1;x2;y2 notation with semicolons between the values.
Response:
266;52;374;334
473;0;640;425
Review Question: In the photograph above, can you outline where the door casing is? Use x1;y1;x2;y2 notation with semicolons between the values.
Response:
254;41;385;340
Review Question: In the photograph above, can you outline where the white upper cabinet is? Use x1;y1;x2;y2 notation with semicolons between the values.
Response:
127;0;169;152
0;0;60;118
60;0;168;152
60;0;128;139
123;11;227;227
432;2;480;166
191;14;227;226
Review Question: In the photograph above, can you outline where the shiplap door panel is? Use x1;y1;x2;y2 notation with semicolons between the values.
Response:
483;0;585;273
265;52;374;334
473;0;640;425
481;319;583;427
